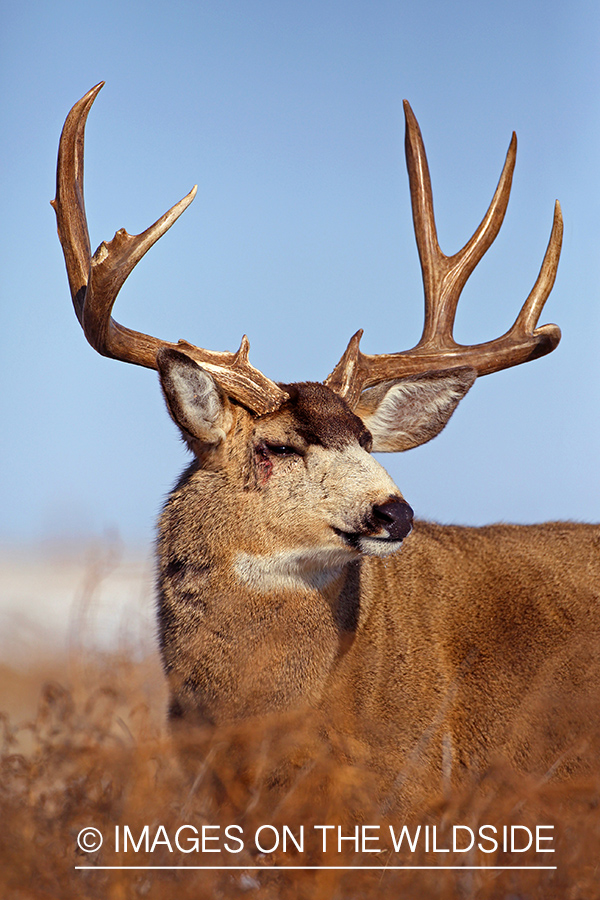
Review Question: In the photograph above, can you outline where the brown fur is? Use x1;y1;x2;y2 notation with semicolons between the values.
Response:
156;380;600;809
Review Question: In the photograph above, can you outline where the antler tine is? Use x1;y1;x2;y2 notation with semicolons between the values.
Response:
53;84;289;416
404;100;516;349
81;189;198;365
512;200;563;337
51;82;100;324
326;103;562;408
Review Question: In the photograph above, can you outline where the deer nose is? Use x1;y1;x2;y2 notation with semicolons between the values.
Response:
371;498;414;541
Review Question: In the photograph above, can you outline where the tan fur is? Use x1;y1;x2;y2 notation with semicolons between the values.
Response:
156;386;600;807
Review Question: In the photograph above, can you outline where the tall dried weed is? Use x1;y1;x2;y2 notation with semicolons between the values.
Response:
1;547;599;898
1;650;599;899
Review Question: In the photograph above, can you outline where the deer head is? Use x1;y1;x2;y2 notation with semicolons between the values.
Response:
53;84;562;575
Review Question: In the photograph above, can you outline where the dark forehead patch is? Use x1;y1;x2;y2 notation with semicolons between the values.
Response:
278;382;371;450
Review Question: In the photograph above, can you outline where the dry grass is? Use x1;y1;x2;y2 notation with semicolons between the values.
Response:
1;648;600;900
1;544;599;899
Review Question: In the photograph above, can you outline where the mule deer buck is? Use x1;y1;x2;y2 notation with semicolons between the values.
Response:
54;84;600;805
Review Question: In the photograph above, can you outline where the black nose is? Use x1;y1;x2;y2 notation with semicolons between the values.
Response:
371;498;414;541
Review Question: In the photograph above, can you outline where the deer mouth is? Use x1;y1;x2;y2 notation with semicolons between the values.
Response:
333;528;405;556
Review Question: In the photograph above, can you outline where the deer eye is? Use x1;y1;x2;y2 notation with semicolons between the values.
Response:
264;442;303;458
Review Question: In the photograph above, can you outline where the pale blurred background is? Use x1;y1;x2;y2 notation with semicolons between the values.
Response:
1;0;598;665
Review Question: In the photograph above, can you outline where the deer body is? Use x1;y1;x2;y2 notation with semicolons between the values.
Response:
54;85;598;800
156;380;600;794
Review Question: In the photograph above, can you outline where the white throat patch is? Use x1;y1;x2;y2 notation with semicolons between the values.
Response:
234;546;353;593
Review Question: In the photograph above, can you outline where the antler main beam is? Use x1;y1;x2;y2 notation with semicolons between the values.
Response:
326;101;563;408
53;83;289;415
56;86;562;418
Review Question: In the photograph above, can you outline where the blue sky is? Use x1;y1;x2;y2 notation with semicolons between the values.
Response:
1;0;598;546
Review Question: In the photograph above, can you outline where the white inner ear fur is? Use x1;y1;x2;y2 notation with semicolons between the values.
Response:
356;368;477;452
158;350;232;446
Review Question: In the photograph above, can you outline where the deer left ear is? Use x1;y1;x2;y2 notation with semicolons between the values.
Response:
355;368;477;452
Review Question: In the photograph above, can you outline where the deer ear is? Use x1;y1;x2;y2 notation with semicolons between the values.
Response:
157;348;233;447
355;368;477;452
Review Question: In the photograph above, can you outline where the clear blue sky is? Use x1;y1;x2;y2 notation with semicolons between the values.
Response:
1;0;598;546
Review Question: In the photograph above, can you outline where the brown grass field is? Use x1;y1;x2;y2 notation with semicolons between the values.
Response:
1;548;599;899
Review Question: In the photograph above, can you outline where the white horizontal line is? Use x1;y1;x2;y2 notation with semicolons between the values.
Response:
75;865;557;871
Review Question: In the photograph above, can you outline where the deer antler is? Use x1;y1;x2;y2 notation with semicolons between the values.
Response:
326;101;563;408
53;83;289;415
